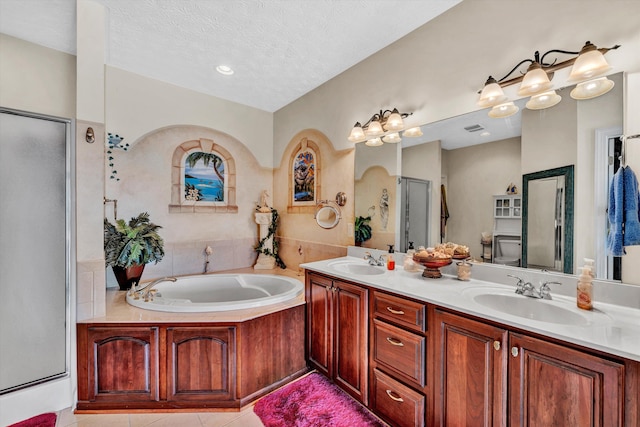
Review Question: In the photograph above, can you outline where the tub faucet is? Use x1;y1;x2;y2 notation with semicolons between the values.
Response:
136;277;177;301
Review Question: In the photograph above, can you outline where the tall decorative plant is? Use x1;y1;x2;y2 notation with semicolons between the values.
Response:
104;212;165;290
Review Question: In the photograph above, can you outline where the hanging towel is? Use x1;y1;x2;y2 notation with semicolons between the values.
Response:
441;184;449;242
623;166;640;246
607;166;625;256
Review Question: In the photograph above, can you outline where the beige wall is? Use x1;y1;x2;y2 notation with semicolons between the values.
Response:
105;67;275;168
623;72;640;284
442;137;521;258
355;166;396;250
0;34;76;118
402;141;442;247
273;1;640;158
575;72;624;266
273;129;352;269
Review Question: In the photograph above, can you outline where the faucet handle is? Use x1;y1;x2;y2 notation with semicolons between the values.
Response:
539;281;562;300
364;252;372;259
508;274;526;293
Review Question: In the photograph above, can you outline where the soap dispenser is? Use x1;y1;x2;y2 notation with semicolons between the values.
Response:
577;265;593;311
387;245;395;270
404;242;419;272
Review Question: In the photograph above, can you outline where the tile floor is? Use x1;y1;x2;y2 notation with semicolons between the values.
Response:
55;405;264;427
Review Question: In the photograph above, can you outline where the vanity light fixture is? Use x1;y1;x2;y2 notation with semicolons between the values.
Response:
402;126;423;138
477;40;620;116
488;101;519;119
348;108;414;145
525;90;562;110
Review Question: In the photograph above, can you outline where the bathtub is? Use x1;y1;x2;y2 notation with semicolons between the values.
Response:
125;274;303;312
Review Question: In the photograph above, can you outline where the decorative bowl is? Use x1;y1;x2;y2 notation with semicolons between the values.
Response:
413;254;452;278
452;252;470;260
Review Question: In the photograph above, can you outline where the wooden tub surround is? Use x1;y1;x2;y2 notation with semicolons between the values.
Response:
76;282;307;412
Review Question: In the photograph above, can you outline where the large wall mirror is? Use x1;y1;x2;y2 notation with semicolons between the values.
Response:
354;72;624;281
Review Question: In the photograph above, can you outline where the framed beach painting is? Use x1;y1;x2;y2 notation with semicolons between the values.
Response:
184;151;225;203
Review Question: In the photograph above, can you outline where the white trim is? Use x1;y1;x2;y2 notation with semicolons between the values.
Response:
594;126;622;280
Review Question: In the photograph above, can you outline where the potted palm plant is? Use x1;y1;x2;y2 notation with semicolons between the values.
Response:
354;215;372;246
104;212;165;290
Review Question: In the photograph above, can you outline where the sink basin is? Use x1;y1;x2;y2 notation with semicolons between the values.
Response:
328;261;385;276
472;293;589;326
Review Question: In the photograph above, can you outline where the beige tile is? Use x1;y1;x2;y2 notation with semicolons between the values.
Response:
140;413;202;426
128;413;172;427
77;271;94;304
76;301;94;321
222;410;264;427
198;411;242;427
63;413;130;427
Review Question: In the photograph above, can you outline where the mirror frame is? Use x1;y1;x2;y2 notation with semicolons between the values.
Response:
522;165;574;273
315;204;341;229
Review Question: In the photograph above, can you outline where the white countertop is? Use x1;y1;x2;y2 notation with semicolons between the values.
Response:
301;256;640;362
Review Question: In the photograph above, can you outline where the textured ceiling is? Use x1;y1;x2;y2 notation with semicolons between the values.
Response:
0;0;461;112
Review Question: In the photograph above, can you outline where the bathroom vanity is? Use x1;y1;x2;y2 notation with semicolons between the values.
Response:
302;255;640;427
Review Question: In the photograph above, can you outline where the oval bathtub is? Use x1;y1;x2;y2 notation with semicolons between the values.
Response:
126;274;303;313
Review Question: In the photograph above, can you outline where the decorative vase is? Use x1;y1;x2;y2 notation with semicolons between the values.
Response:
112;264;145;291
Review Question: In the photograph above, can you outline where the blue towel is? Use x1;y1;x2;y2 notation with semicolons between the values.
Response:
623;166;640;246
607;167;625;256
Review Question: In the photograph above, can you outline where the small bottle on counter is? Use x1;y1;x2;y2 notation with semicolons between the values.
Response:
456;260;472;281
387;245;395;270
404;242;419;272
577;265;593;311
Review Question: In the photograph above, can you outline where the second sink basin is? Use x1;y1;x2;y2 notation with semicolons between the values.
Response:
328;260;385;276
472;293;588;326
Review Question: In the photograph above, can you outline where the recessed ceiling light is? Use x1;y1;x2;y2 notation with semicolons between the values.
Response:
480;131;491;137
216;65;234;76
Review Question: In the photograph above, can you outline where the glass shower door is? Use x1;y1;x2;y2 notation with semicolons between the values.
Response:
0;109;70;393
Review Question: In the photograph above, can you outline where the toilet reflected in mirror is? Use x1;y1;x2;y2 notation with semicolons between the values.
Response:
494;235;521;267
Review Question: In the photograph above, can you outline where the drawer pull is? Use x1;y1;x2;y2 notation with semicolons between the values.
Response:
493;340;501;351
386;306;405;315
385;389;404;402
511;346;519;357
386;337;404;347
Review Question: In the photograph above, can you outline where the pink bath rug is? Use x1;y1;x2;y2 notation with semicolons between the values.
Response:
254;373;386;427
8;412;57;427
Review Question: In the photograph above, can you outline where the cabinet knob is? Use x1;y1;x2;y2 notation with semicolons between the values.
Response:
386;306;405;315
493;340;501;351
385;389;404;403
511;346;519;357
386;337;404;347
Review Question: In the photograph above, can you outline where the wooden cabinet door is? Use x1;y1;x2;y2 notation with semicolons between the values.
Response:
306;273;333;378
434;310;508;427
86;326;159;402
166;327;236;402
334;280;368;404
509;332;624;427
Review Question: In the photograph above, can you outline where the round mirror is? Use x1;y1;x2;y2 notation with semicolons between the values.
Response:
315;205;340;229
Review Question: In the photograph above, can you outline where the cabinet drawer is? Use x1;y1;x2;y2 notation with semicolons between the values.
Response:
372;368;425;427
373;291;426;332
373;319;425;386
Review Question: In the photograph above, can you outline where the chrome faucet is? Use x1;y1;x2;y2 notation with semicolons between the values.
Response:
134;277;177;301
508;275;561;300
364;251;385;266
539;281;562;300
